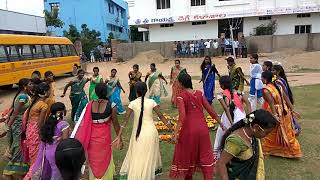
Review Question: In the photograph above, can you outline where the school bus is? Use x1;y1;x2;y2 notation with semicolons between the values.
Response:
0;34;80;88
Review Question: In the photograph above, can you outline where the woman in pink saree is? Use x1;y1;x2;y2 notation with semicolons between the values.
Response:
71;83;122;179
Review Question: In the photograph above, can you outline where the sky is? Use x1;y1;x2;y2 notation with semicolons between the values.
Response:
0;0;44;16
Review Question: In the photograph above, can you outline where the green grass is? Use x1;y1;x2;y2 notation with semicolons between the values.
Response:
289;67;320;73
1;84;320;179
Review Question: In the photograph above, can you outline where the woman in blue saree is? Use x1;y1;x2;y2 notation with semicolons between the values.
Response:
107;69;126;115
200;56;221;104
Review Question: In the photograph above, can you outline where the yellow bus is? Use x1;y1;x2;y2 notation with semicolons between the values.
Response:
0;34;80;88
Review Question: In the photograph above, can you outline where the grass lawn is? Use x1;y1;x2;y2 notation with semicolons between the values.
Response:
0;84;319;179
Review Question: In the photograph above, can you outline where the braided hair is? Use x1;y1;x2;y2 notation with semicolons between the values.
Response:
273;65;294;104
219;76;235;120
40;102;66;144
135;82;148;140
11;78;30;111
26;82;50;119
219;109;278;150
262;71;287;115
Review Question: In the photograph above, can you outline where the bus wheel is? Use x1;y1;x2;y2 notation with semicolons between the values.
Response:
31;71;41;79
0;84;13;90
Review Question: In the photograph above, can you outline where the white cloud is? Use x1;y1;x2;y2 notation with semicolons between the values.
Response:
0;0;44;16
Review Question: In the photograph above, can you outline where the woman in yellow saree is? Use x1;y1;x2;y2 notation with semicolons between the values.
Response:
261;71;302;158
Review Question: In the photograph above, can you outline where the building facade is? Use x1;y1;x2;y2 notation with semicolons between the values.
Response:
127;0;320;42
45;0;129;41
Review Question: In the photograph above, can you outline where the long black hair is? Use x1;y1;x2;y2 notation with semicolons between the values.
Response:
178;73;193;89
135;82;147;140
55;138;86;180
220;109;278;150
200;56;212;72
263;61;273;71
26;82;50;119
40;102;66;144
262;71;287;115
273;65;294;104
95;83;109;100
11;78;30;110
219;76;235;120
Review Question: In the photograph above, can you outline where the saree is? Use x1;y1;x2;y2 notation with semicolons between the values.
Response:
107;78;126;114
261;84;302;158
3;93;30;176
70;78;89;122
225;134;265;180
148;71;168;105
129;72;142;102
202;65;216;104
89;75;102;101
170;67;186;107
275;78;301;135
229;64;244;92
45;82;56;119
71;102;115;179
31;120;69;180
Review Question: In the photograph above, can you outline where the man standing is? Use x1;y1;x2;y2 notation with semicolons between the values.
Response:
204;39;212;57
199;39;205;57
212;40;219;57
177;41;182;58
226;57;249;93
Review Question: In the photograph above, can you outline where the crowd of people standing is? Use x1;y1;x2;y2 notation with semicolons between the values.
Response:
0;51;302;180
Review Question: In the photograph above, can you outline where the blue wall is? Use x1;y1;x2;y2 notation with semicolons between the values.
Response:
45;0;129;41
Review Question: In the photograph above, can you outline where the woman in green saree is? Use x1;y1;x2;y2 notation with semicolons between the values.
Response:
216;109;278;180
89;67;103;101
61;69;90;122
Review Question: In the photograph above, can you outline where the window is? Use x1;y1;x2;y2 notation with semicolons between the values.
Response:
6;46;20;61
160;23;174;27
49;2;60;11
295;25;311;34
297;13;311;18
60;45;69;56
31;45;44;59
191;0;205;6
0;46;8;63
119;27;123;33
108;3;114;14
43;45;53;58
54;45;62;57
68;45;77;56
17;45;33;60
157;0;170;9
259;16;271;20
192;21;207;25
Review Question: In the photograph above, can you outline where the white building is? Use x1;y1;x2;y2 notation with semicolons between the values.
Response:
0;0;46;35
126;0;320;42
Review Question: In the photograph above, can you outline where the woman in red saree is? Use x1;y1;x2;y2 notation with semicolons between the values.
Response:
170;73;225;180
71;83;122;179
170;60;187;107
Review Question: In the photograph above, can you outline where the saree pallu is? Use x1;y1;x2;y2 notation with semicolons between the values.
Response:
229;65;244;92
70;91;88;122
148;71;168;105
3;115;29;176
262;84;302;158
202;66;216;104
227;137;265;180
89;76;102;101
72;102;114;179
108;80;126;115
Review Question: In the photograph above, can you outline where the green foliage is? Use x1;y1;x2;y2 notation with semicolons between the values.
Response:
253;20;277;36
63;24;102;57
44;7;64;28
130;26;143;42
108;32;114;43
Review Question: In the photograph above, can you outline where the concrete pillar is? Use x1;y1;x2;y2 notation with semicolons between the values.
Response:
143;32;146;42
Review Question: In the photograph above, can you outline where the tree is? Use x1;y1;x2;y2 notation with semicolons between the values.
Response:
63;24;102;58
44;7;64;28
253;20;277;36
107;32;114;43
130;26;143;42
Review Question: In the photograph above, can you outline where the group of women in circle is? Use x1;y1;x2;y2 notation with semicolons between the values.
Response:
1;54;302;180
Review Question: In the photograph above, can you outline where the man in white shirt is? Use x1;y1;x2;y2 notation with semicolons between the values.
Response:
189;41;195;57
212;40;219;57
204;39;212;56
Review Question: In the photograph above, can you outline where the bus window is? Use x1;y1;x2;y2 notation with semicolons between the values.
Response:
31;45;45;59
54;45;62;57
18;45;33;60
6;46;20;61
0;46;8;63
60;45;68;56
68;45;77;56
43;45;53;58
49;45;57;57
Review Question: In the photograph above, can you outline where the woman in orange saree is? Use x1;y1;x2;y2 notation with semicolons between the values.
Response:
170;60;187;107
261;71;302;158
